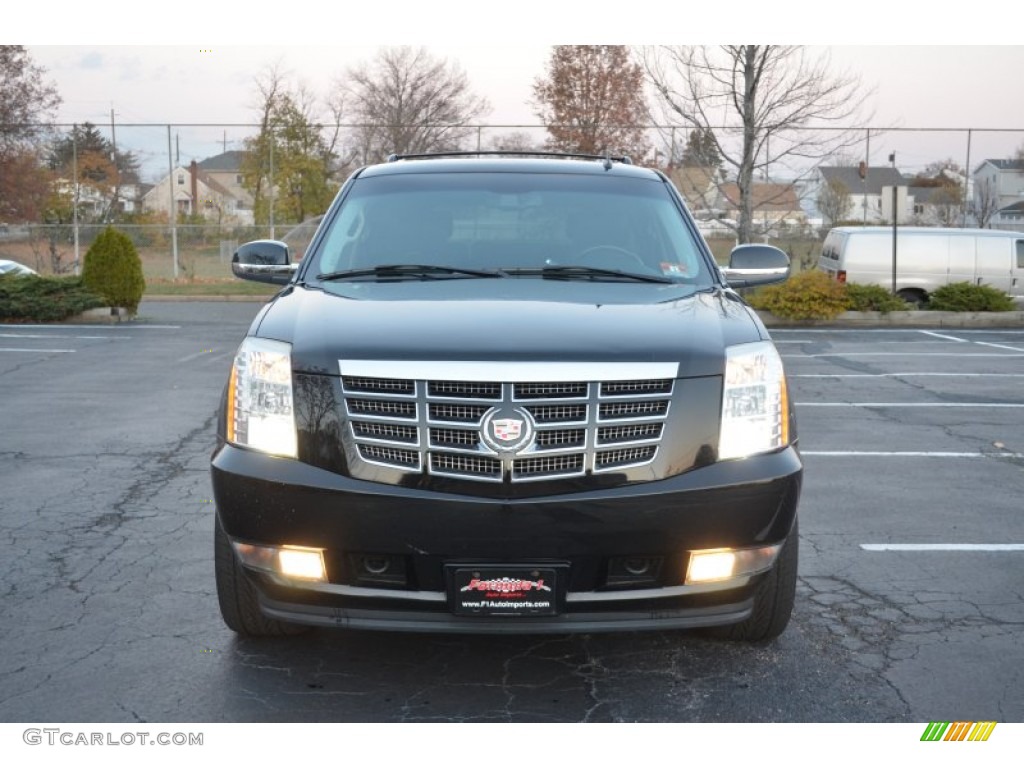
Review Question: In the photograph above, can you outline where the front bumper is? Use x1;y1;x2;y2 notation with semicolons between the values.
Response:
212;444;801;633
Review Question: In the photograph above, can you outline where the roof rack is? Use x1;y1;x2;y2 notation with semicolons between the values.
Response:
385;150;634;167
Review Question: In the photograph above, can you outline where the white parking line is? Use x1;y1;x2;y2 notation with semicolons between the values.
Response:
0;333;130;340
972;340;1024;353
791;373;1024;378
0;324;181;330
861;544;1024;552
0;347;75;353
918;330;968;342
785;352;1024;357
803;451;1024;458
796;402;1024;408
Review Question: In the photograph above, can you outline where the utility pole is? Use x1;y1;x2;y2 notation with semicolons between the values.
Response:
168;125;179;279
72;124;80;274
890;152;898;296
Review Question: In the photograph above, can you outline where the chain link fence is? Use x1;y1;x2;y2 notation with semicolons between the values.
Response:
2;121;1022;279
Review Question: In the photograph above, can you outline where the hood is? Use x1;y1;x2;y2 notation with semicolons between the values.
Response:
254;283;763;379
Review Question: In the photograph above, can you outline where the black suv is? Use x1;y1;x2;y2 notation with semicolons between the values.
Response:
214;152;801;640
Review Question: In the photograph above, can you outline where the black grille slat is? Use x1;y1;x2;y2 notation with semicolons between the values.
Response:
430;427;479;448
428;381;501;400
431;452;502;478
352;421;418;443
429;403;490;423
343;376;415;394
514;382;587;399
359;444;420;467
596;446;657;468
601;379;673;396
597;423;663;444
599;401;669;420
513;454;584;477
348;399;417;419
526;404;587;424
535;428;586;448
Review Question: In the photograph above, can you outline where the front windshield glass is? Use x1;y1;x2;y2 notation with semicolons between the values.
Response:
308;171;714;286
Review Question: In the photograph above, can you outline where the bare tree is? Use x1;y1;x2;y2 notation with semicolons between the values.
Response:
817;178;851;230
643;45;869;243
532;45;650;161
340;47;490;163
489;131;542;152
971;177;1000;229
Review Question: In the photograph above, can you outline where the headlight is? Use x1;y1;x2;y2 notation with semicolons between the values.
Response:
719;341;790;461
226;337;297;458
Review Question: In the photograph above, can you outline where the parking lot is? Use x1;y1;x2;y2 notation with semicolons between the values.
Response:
1;302;1022;723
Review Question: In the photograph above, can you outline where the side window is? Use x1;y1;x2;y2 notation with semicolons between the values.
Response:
1017;240;1024;269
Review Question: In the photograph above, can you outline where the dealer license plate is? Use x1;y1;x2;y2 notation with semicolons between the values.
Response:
450;566;558;617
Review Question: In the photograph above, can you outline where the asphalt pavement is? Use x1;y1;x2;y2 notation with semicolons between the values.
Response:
1;302;1021;723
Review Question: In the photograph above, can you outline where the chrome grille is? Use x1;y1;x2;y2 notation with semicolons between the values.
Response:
339;367;674;482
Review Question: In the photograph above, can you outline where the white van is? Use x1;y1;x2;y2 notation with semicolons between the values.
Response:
818;227;1024;305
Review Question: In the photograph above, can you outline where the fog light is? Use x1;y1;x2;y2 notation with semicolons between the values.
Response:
233;541;327;583
687;551;737;583
685;544;781;585
278;547;327;581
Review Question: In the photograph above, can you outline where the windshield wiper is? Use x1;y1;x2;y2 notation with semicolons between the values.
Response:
503;265;675;284
317;264;506;281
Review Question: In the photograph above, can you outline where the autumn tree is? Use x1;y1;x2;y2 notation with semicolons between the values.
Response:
340;47;490;162
47;122;140;222
532;46;650;161
0;45;61;222
242;65;342;227
644;46;868;243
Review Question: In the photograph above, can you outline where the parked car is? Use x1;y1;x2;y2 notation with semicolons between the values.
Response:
215;152;801;640
0;259;38;277
818;226;1024;305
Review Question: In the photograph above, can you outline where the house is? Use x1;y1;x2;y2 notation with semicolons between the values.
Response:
666;166;722;217
717;182;807;236
142;160;252;225
972;159;1024;230
197;151;254;219
816;166;911;226
906;175;964;227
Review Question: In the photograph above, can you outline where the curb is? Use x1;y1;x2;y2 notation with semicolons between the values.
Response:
141;294;273;303
756;310;1024;328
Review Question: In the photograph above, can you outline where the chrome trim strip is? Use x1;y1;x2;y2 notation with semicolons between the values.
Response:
340;360;680;382
264;576;752;602
566;577;753;602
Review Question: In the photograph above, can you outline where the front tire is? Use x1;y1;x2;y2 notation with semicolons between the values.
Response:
705;517;798;642
214;517;308;637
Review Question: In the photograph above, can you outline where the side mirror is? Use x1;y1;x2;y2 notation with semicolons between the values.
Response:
721;244;790;288
231;240;298;285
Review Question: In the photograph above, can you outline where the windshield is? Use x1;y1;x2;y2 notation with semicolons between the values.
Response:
306;171;714;287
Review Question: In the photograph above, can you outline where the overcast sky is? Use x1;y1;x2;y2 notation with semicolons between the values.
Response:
15;4;1024;182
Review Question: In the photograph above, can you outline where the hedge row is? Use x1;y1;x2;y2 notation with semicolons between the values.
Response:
749;272;1016;320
